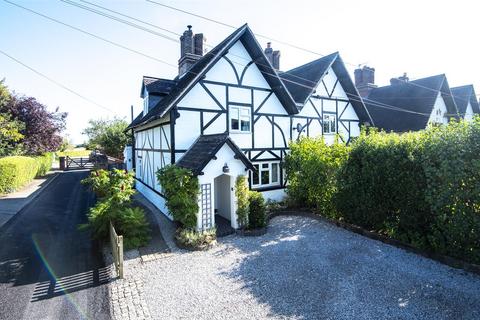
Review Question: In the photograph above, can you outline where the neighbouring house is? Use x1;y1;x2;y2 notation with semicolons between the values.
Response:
126;24;372;231
451;85;480;121
355;67;461;132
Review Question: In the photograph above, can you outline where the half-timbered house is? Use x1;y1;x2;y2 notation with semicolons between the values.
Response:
451;85;480;121
127;24;372;231
355;69;461;132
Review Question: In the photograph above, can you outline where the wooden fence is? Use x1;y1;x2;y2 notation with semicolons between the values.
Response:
109;221;124;279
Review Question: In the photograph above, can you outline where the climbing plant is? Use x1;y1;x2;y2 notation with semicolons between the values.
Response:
157;165;199;229
235;175;249;228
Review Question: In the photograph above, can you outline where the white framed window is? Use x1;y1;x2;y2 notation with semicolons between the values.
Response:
230;105;251;133
251;161;280;188
323;114;336;134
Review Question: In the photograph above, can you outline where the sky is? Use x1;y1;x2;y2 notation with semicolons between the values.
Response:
1;0;479;144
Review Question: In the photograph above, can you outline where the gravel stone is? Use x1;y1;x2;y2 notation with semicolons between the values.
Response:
140;215;480;320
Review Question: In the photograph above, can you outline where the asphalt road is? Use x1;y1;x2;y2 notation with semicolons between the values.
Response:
0;170;111;320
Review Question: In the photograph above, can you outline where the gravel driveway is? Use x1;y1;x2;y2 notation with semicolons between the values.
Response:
142;215;480;320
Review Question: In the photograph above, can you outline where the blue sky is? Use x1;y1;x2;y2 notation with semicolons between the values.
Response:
1;0;479;143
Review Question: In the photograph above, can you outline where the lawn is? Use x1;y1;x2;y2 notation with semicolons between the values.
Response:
56;148;91;158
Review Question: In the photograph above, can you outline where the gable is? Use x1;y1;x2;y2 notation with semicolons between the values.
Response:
317;67;348;99
428;93;449;125
204;40;273;90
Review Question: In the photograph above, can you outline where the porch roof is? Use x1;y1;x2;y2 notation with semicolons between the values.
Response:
176;133;254;175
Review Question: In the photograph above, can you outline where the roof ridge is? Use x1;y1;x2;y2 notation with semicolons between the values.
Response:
284;52;338;74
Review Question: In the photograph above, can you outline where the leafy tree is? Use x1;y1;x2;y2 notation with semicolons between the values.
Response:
82;118;131;159
0;80;24;156
1;92;67;155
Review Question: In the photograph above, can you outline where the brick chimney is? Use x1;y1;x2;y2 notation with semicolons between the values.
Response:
354;66;377;97
179;25;205;77
390;72;409;85
264;42;280;70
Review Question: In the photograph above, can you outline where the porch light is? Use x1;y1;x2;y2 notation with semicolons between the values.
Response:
223;163;230;173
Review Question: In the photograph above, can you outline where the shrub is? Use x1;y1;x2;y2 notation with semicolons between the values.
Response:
114;207;150;250
0;156;38;193
81;169;150;249
82;169;134;202
35;152;53;176
175;227;216;250
157;165;199;229
235;175;249;228
420;120;480;261
248;191;266;229
335;130;431;246
284;136;349;218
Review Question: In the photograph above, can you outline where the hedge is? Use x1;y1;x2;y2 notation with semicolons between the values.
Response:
284;136;349;218
285;119;480;264
0;153;53;194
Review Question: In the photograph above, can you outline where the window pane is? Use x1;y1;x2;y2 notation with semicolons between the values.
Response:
323;118;329;133
261;170;269;185
271;163;278;183
240;108;250;117
240;117;250;131
252;165;259;185
330;117;336;133
231;118;239;130
262;163;269;169
230;107;239;130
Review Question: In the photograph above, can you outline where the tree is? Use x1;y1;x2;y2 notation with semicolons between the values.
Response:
0;80;24;156
2;96;67;155
82;118;131;159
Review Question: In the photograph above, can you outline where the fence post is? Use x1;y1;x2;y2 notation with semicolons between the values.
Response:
109;221;124;279
118;235;124;279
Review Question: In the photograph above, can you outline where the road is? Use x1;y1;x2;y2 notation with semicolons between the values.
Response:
0;170;111;320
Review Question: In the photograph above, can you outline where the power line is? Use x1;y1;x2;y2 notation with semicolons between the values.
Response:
64;0;470;116
63;0;319;87
144;0;480;102
3;0;177;69
0;48;116;113
144;0;336;63
4;0;471;118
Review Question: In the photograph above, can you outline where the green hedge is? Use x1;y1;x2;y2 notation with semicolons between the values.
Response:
285;120;480;264
0;153;53;194
284;136;349;218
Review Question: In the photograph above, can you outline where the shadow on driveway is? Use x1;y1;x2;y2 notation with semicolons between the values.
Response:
219;216;480;319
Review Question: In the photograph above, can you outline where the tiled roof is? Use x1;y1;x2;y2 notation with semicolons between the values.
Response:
365;74;459;132
176;133;254;175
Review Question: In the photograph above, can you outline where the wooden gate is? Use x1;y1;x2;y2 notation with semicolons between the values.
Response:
65;156;95;170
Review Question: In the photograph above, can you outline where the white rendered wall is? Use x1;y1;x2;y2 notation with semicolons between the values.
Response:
428;94;449;125
135;180;172;220
464;102;474;121
260;188;286;202
197;144;247;230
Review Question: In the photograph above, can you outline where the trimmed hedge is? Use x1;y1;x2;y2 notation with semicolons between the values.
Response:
284;136;349;218
0;153;53;194
248;191;266;229
286;119;480;264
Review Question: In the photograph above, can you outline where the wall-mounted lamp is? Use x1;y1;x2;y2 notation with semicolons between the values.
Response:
222;163;230;173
